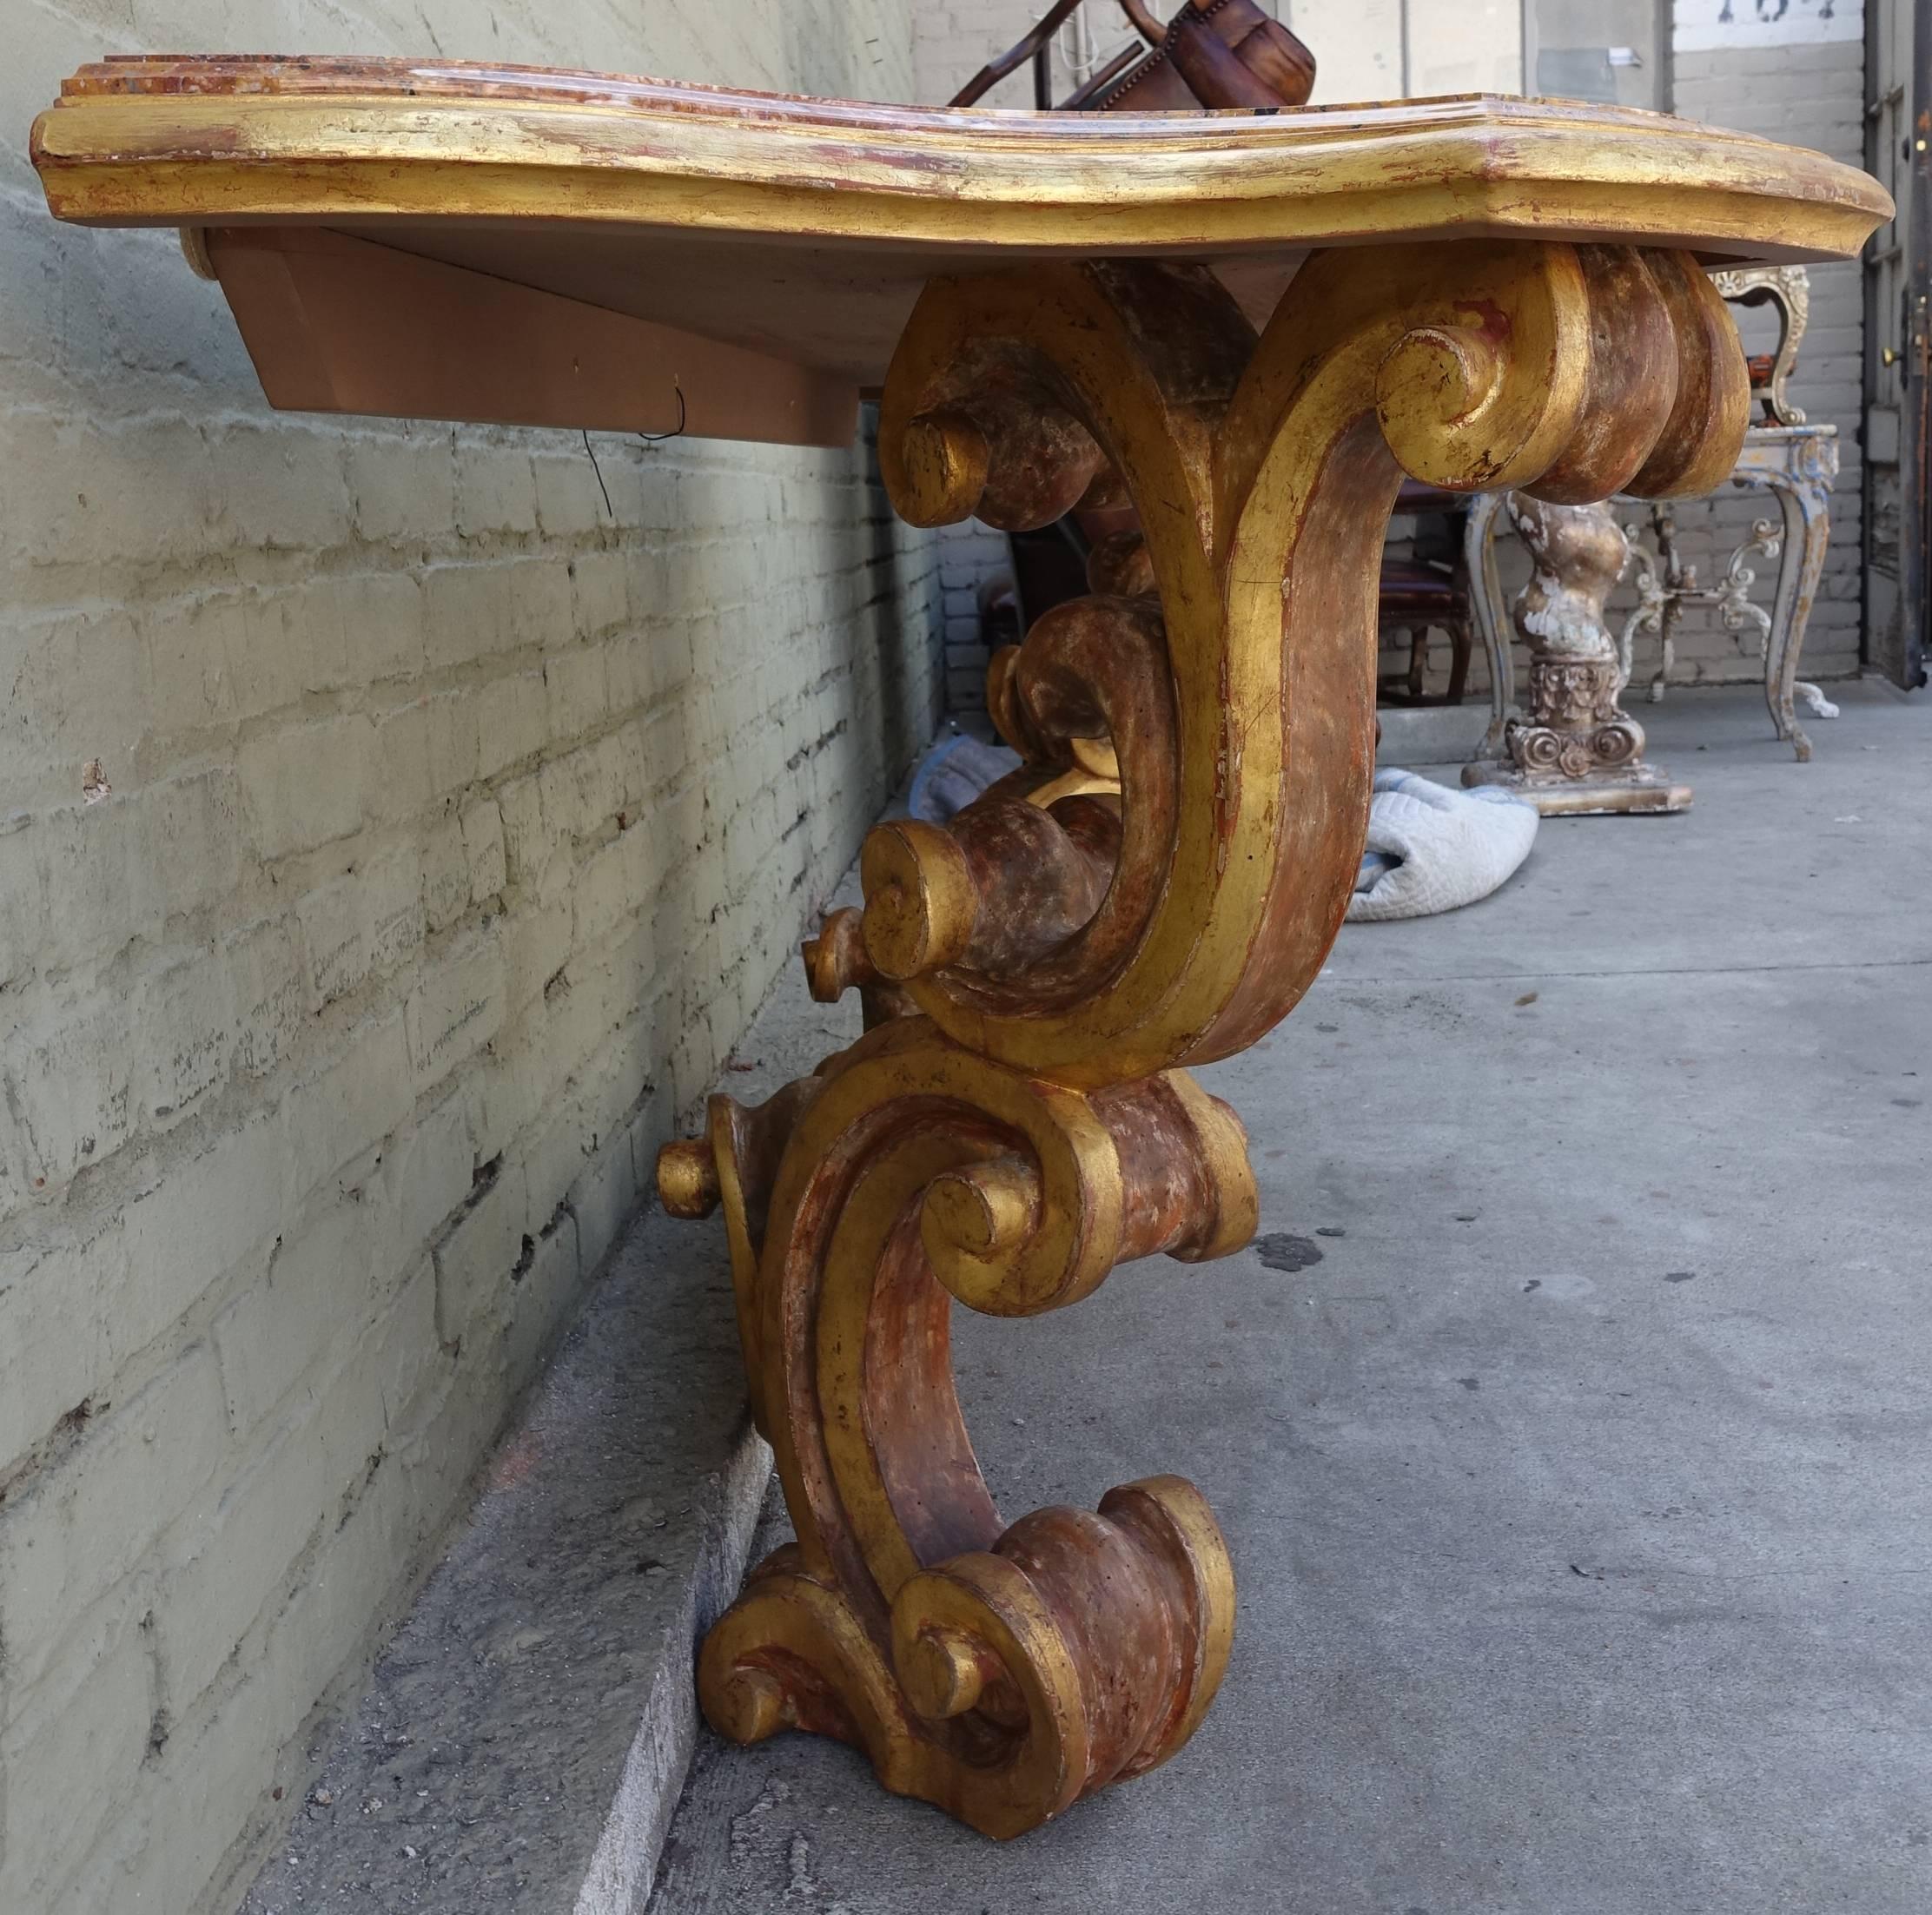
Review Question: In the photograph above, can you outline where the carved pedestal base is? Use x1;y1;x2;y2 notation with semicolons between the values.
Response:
1466;657;1693;814
1463;494;1692;815
1466;761;1694;815
660;240;1748;1835
658;1024;1249;1837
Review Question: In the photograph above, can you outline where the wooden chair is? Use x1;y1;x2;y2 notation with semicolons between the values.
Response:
1377;483;1475;706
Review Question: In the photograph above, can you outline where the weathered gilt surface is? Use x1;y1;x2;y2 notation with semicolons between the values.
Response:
658;239;1795;1829
31;58;1890;446
33;57;1889;1839
34;59;1886;259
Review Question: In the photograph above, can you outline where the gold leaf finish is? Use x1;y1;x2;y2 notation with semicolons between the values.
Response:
675;1019;1253;1838
30;52;1890;1839
681;236;1835;1834
866;241;1754;1088
30;60;1889;449
34;62;1888;270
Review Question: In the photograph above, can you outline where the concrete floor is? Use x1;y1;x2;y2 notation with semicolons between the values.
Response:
648;683;1932;1915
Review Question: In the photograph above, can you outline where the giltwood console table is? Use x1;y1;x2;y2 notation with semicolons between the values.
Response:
33;57;1888;1837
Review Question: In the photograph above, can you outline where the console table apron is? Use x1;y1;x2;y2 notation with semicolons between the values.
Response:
33;58;1888;1839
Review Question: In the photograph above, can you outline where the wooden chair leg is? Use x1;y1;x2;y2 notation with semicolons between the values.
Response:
1445;617;1472;704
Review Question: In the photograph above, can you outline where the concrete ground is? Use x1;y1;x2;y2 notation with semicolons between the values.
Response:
647;683;1932;1915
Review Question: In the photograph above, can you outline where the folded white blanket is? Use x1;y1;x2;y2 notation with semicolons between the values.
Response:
1348;769;1539;921
905;741;1537;923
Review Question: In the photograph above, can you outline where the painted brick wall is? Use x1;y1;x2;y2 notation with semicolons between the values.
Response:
0;4;940;1912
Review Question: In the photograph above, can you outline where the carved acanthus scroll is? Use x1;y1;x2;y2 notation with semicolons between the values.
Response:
661;238;1749;1835
861;243;1745;1081
665;1018;1252;1835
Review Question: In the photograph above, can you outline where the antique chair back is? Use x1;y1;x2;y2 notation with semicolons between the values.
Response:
1711;265;1813;426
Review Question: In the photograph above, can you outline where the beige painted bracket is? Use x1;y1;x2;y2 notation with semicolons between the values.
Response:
202;226;858;450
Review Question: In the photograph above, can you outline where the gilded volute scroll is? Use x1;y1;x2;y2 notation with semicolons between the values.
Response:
660;239;1748;1834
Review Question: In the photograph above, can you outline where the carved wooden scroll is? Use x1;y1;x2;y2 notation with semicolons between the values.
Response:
658;240;1748;1835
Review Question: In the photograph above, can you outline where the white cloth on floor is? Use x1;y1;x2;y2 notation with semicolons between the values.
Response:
1347;769;1538;921
908;734;1022;822
904;740;1536;921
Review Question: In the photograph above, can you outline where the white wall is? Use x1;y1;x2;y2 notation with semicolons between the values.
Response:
0;4;941;1912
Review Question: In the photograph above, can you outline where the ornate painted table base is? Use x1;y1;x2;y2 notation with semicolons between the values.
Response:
657;241;1750;1833
1622;425;1841;761
1466;424;1842;806
1463;492;1695;815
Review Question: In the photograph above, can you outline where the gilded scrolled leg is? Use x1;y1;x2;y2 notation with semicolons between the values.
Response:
657;1072;825;1436
854;240;1749;1086
685;1018;1252;1837
660;237;1756;1835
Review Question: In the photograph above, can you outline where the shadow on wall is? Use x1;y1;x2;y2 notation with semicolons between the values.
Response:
855;405;949;788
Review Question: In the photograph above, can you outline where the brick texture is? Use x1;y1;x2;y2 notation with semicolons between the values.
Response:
0;3;939;1912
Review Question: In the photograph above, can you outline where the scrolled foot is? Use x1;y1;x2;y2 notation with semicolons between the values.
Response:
700;1475;1234;1839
